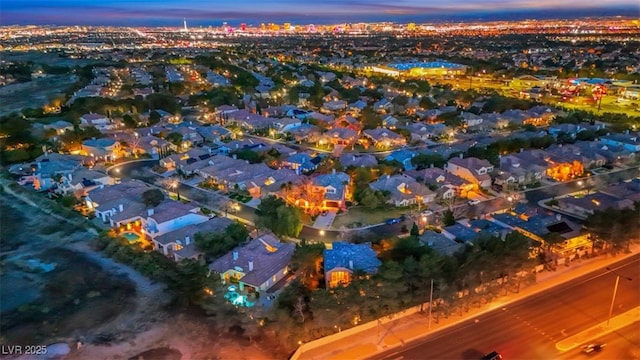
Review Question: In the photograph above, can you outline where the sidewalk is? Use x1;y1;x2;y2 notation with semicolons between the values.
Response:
294;245;640;360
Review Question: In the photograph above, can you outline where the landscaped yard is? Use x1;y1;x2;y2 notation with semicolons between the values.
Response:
228;192;252;203
331;206;409;229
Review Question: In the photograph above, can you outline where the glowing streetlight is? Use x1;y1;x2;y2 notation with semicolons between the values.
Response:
319;230;325;237
173;181;181;200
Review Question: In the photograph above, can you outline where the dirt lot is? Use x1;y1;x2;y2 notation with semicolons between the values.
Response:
0;183;279;360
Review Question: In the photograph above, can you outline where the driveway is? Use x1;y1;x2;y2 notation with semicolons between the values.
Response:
313;211;336;229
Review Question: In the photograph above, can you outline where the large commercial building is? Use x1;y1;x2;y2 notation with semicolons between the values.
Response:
369;61;468;77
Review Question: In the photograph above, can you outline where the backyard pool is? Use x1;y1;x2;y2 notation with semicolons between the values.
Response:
122;232;139;243
224;285;255;307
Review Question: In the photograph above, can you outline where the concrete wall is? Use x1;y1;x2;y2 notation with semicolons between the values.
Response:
290;304;423;360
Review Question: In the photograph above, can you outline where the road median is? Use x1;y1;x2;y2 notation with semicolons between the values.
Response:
555;306;640;352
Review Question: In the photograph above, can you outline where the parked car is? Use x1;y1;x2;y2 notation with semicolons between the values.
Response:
422;210;433;216
385;218;401;225
468;199;481;206
581;343;605;354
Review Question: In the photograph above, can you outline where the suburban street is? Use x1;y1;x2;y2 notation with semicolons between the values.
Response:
108;160;640;244
371;254;640;360
108;159;412;242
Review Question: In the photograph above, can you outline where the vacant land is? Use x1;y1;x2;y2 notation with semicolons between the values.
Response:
0;182;278;359
0;74;77;116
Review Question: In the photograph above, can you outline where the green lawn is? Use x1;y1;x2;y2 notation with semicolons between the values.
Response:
331;206;409;229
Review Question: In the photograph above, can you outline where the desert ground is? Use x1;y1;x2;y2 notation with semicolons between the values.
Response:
0;180;277;360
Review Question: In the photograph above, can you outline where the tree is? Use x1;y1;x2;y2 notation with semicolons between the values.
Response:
256;195;303;237
195;222;249;258
290;242;325;289
165;132;183;147
148;110;161;125
410;223;420;237
123;114;137;128
360;107;382;130
142;189;164;207
411;153;446;170
232;149;262;164
442;210;455;227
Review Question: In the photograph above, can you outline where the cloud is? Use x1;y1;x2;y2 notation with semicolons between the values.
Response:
1;0;637;25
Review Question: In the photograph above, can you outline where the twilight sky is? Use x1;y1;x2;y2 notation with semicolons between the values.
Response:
2;0;637;26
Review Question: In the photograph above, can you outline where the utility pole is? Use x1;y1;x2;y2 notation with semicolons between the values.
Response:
605;267;632;326
428;278;434;330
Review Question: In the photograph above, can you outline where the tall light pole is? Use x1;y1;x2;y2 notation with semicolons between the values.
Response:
605;267;632;326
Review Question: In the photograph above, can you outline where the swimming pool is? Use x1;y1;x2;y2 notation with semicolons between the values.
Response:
122;232;139;243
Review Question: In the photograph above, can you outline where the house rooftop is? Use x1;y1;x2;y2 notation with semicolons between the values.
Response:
419;230;463;255
324;242;381;273
155;217;232;246
209;234;295;288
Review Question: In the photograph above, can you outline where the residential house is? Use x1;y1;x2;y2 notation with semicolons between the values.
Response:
324;242;381;288
12;153;90;192
270;117;302;134
293;170;351;212
56;168;115;197
385;149;417;170
600;132;640;152
557;193;635;218
461;112;483;127
81;138;120;161
382;115;399;129
282;153;317;174
43;120;74;135
547;144;606;170
446;156;494;189
196;125;233;144
498;152;548;189
348;100;367;115
419;230;463;255
153;217;233;262
143;200;209;239
369;174;436;207
490;212;591;257
322;100;347;113
480;113;510;130
404;167;466;200
209;233;295;294
84;180;150;223
133;136;169;159
173;126;204;150
318;128;358;149
599;179;640;202
80;113;114;131
339;153;377;168
215;105;240;123
288;124;321;143
362;128;406;149
373;98;393;114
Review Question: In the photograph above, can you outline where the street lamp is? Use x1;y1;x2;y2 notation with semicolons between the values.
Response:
605;267;632;326
173;181;181;201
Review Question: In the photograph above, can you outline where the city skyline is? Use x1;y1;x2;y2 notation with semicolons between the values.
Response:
2;0;637;26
